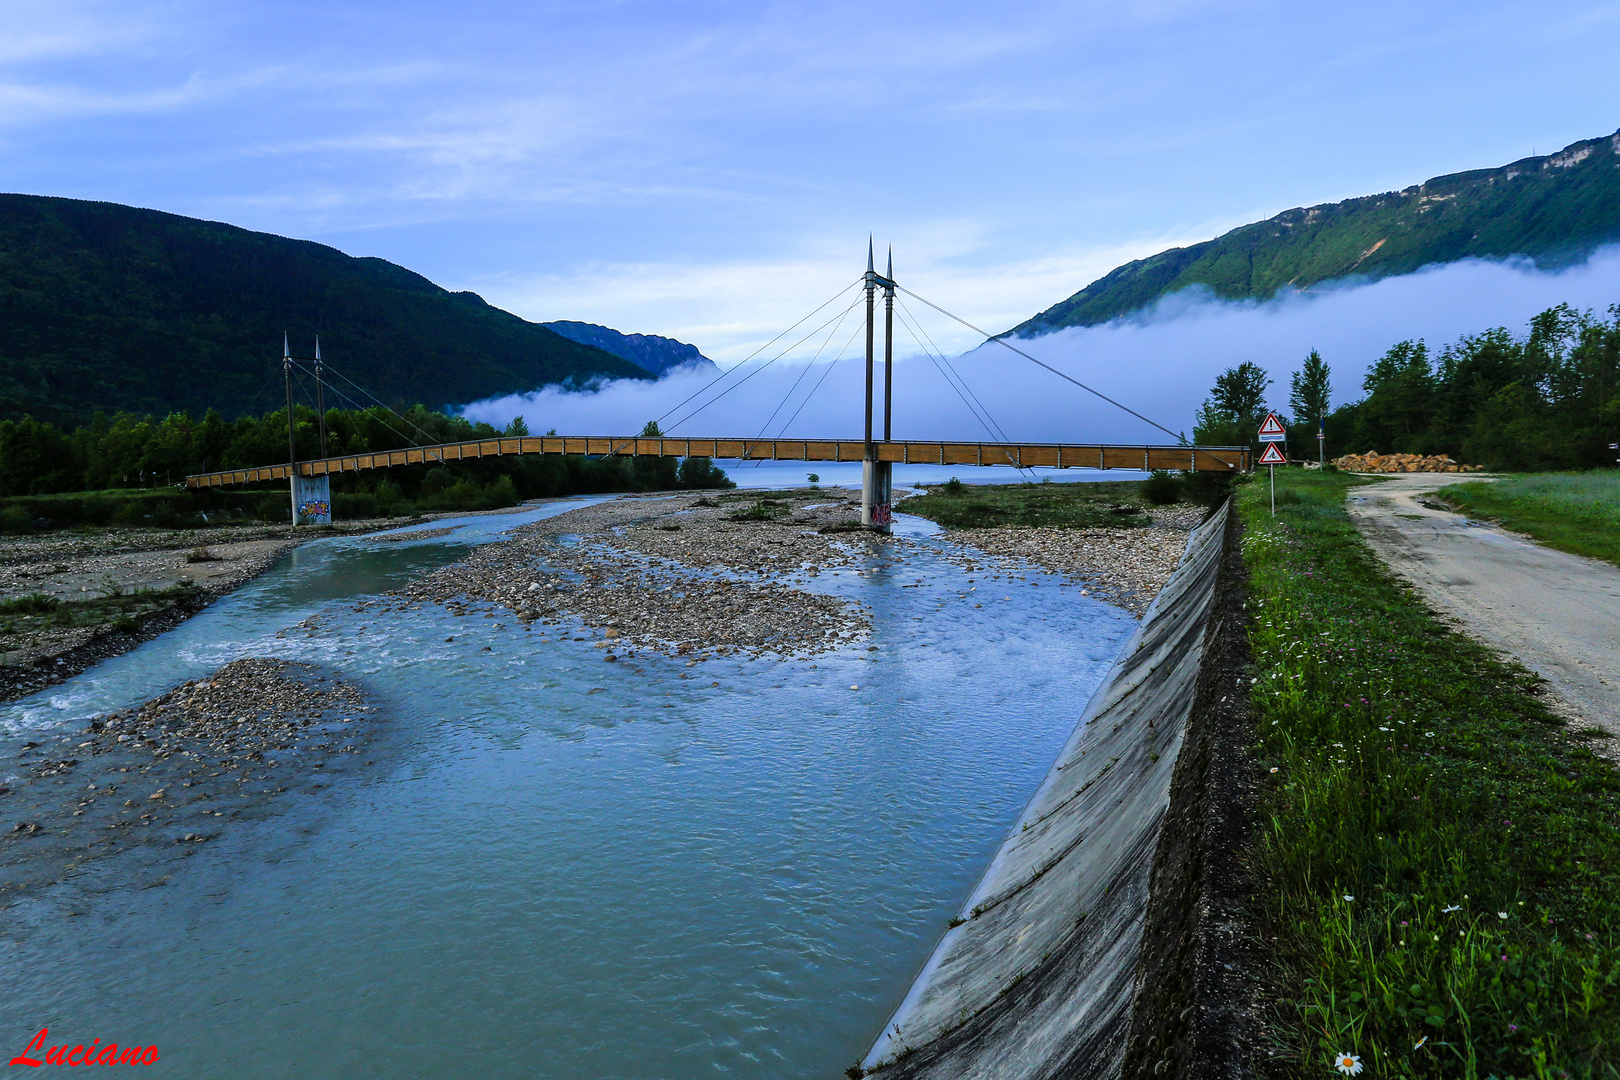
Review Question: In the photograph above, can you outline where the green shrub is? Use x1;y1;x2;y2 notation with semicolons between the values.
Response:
1140;469;1182;505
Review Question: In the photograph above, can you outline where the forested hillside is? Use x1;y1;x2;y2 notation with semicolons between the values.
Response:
0;195;650;425
1015;130;1620;335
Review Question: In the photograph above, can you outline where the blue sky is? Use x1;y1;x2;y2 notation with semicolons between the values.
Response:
4;0;1620;364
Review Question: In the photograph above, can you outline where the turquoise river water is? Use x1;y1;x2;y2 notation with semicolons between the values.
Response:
0;498;1137;1078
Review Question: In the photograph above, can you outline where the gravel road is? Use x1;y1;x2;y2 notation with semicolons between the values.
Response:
1346;473;1620;750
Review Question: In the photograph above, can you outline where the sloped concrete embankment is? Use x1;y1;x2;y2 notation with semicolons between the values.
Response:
860;501;1238;1080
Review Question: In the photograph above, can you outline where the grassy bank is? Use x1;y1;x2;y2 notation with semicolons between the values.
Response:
1434;472;1620;569
1241;470;1620;1077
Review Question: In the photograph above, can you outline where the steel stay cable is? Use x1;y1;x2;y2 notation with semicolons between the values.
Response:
606;277;864;456
893;298;1012;446
749;292;857;444
893;284;1187;445
895;296;1015;446
893;304;1033;477
660;291;866;439
315;362;445;449
301;376;449;468
771;317;865;441
313;361;451;464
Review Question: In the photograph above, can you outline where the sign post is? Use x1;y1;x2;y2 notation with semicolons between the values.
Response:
1258;411;1288;515
1259;442;1287;513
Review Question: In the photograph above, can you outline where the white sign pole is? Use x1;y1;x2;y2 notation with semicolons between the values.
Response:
1270;465;1275;515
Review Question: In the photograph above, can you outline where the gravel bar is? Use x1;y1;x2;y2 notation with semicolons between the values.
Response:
0;657;379;905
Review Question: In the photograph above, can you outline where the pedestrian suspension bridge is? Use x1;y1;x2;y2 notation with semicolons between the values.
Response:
184;244;1249;532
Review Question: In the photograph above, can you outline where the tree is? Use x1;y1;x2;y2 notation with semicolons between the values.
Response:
1289;350;1331;427
1193;362;1274;447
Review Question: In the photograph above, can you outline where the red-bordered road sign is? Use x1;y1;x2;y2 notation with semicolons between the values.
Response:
1258;443;1287;465
1258;413;1287;441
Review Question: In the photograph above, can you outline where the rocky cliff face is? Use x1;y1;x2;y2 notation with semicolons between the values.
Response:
542;320;717;376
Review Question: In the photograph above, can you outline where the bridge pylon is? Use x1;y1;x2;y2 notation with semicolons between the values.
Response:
862;242;897;533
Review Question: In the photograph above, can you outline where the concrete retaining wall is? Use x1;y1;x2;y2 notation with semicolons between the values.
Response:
859;501;1232;1080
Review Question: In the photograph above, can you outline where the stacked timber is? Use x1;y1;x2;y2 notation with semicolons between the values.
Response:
1332;451;1486;474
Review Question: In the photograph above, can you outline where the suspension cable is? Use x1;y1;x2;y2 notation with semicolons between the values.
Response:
772;317;865;439
894;284;1187;444
750;294;858;442
620;277;863;445
894;296;1014;445
658;291;866;437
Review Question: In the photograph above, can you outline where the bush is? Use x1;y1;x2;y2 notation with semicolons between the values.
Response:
1140;470;1182;505
942;477;966;495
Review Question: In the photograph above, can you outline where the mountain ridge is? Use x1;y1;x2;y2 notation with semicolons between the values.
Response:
0;194;654;425
1012;129;1620;336
541;320;716;376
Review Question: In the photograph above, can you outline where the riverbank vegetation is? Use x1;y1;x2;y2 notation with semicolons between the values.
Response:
902;478;1155;529
1193;303;1620;472
1434;471;1620;569
1240;469;1620;1077
0;407;730;531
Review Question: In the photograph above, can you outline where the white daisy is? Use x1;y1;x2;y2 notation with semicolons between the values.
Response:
1333;1051;1363;1075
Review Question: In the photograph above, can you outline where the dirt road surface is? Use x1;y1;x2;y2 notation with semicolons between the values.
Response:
1346;473;1620;749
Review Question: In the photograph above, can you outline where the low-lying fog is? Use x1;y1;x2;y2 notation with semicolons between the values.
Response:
463;247;1620;444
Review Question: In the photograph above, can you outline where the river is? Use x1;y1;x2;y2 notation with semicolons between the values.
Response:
0;496;1137;1078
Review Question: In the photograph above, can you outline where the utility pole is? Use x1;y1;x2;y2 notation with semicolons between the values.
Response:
314;336;328;459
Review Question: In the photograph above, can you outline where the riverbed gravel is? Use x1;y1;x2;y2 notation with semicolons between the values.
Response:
0;657;378;904
378;489;877;659
939;505;1207;615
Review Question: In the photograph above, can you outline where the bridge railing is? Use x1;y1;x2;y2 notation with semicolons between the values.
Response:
183;437;1250;489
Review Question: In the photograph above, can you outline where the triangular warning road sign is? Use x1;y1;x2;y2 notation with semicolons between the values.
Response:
1258;412;1287;439
1258;443;1287;465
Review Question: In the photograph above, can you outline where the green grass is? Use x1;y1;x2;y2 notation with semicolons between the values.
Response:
0;581;197;641
900;479;1151;529
1241;470;1620;1078
1435;472;1620;569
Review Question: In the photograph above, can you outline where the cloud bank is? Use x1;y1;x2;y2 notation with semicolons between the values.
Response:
461;250;1620;447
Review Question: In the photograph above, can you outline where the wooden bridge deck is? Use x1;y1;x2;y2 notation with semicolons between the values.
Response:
183;437;1250;489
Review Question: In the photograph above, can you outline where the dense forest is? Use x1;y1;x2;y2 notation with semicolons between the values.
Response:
1015;129;1620;335
0;405;731;529
0;194;649;426
1193;302;1620;470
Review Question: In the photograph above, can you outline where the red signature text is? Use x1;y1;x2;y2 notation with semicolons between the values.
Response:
9;1029;160;1067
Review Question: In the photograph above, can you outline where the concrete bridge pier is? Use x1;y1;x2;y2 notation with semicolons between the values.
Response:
862;457;892;532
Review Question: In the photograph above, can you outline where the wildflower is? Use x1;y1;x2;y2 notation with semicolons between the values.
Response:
1498;912;1508;919
1508;1024;1518;1034
1413;1036;1428;1050
1333;1052;1363;1075
1270;767;1279;774
1442;905;1461;914
1344;894;1354;902
1399;921;1408;926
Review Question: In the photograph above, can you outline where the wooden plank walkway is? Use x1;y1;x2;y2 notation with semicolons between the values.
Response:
183;437;1250;489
